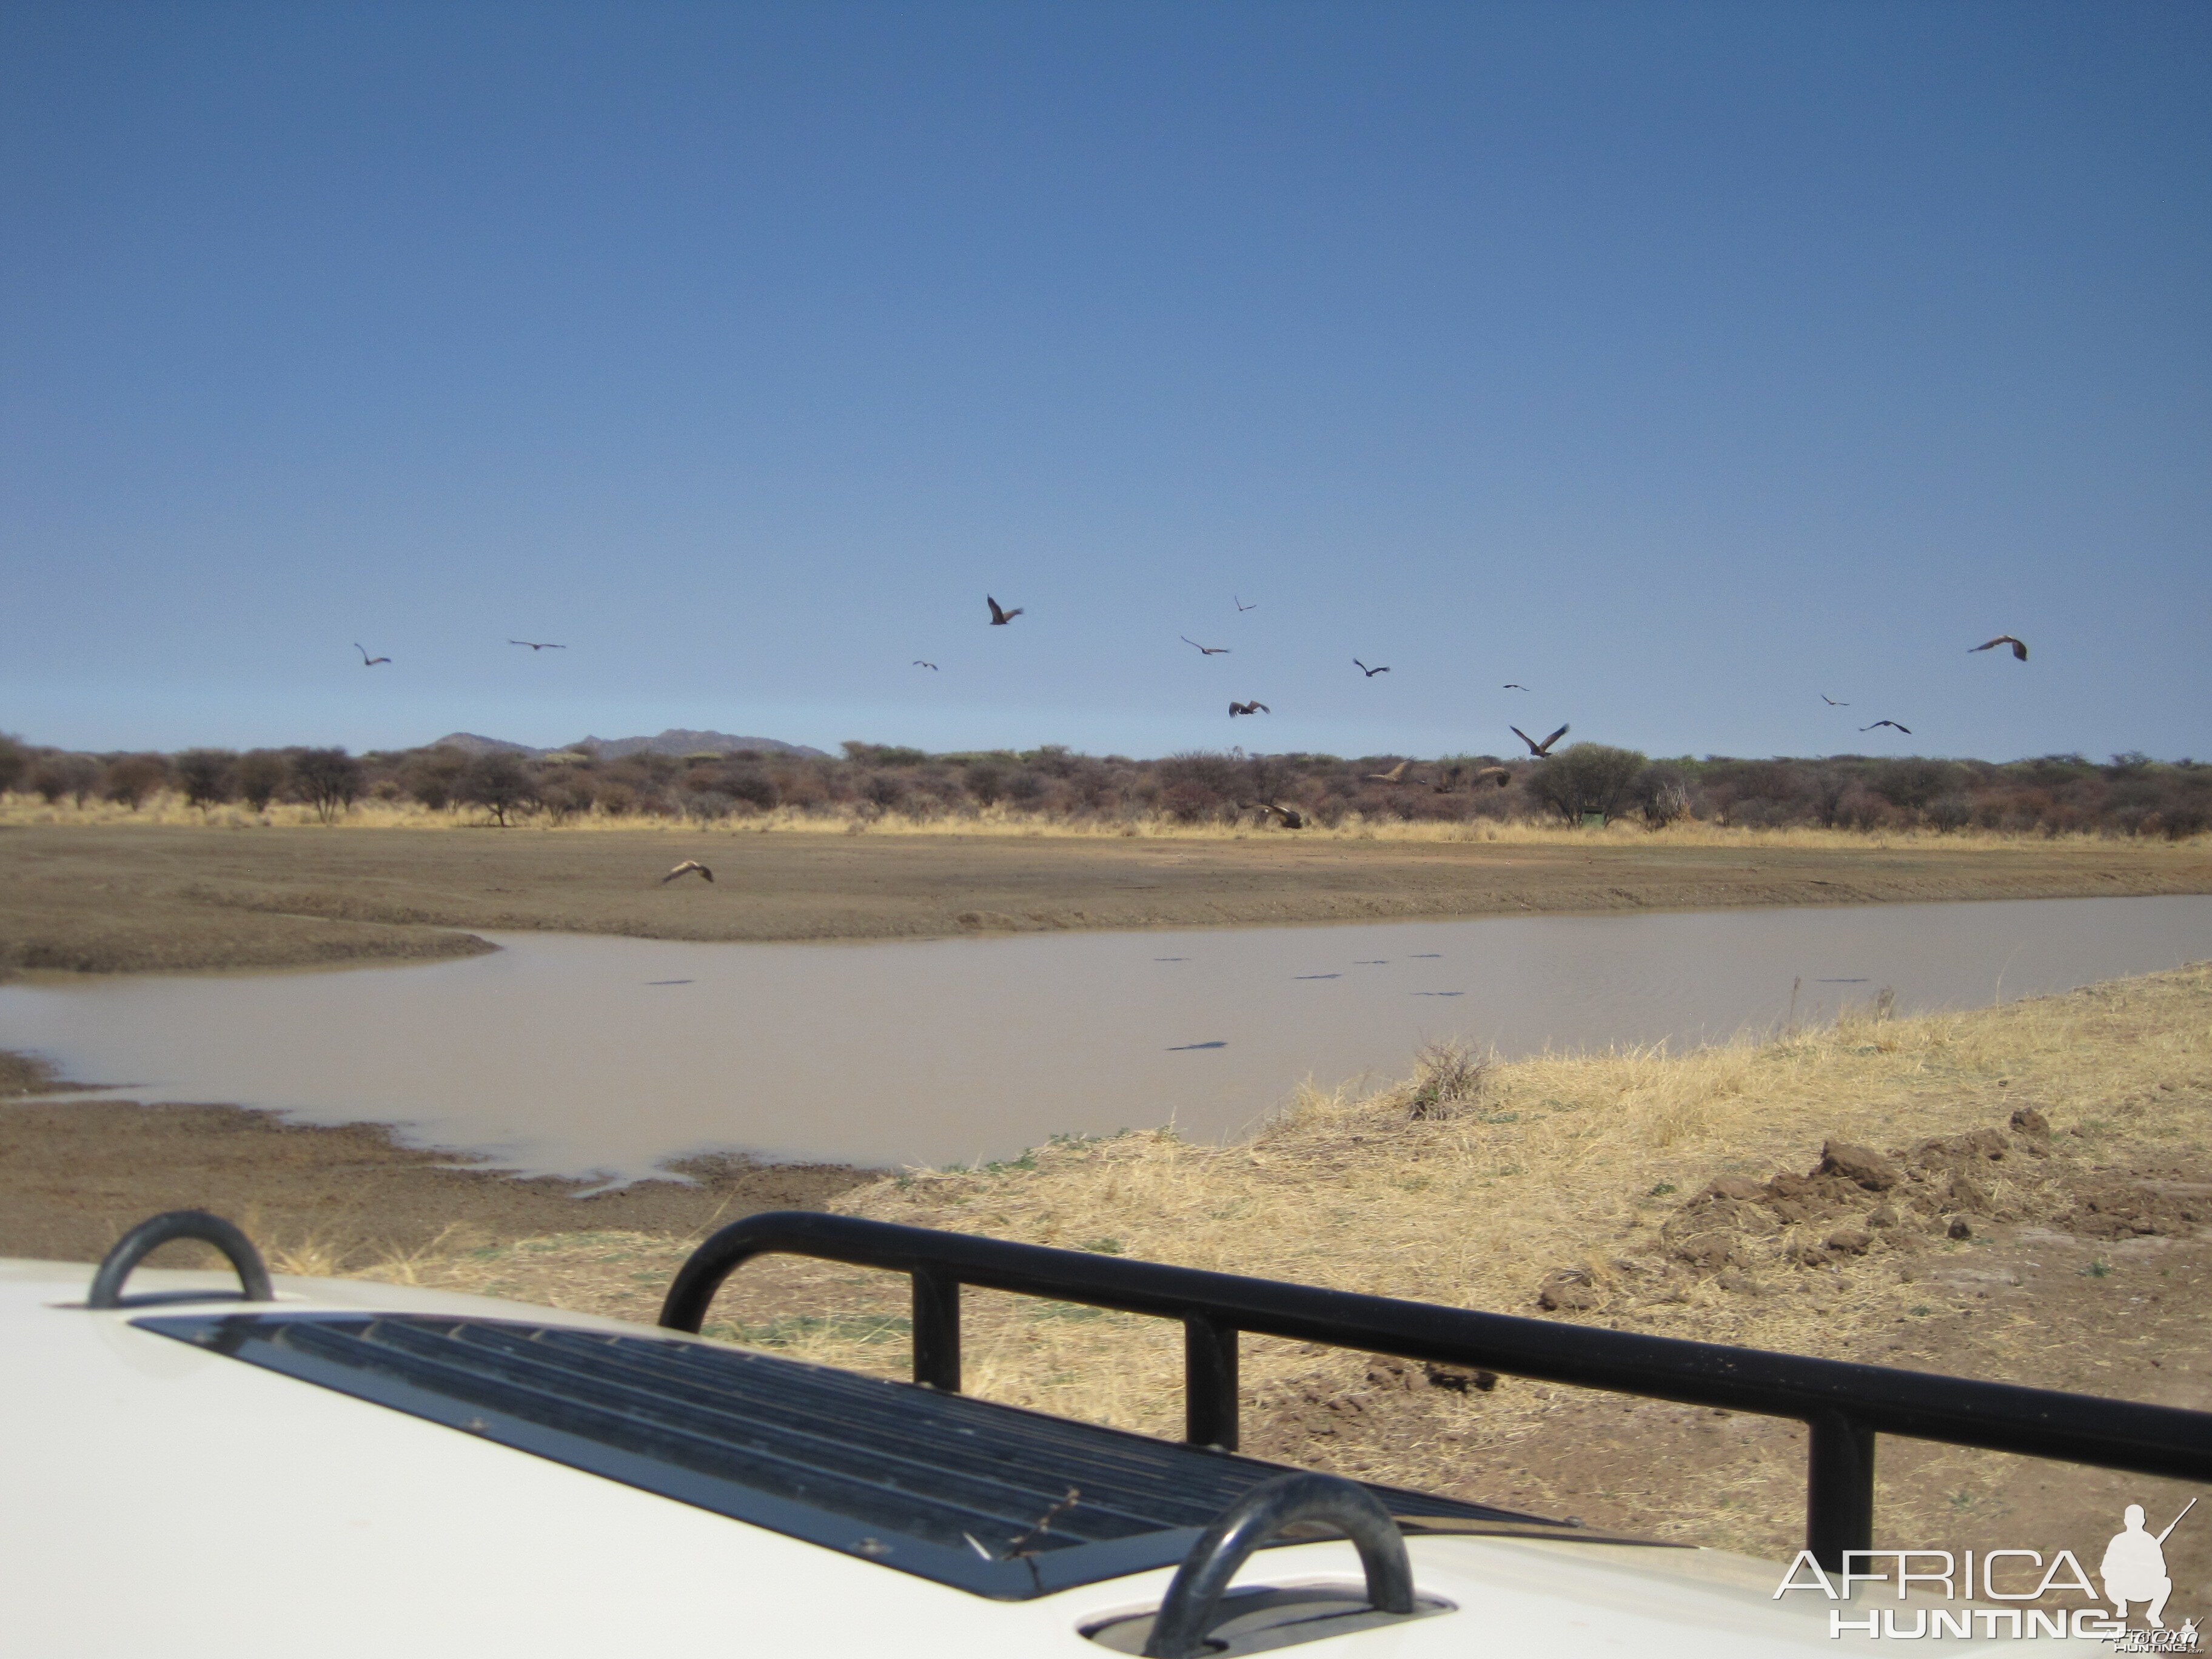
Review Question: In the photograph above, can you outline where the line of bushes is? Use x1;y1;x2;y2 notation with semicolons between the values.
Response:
0;732;2205;839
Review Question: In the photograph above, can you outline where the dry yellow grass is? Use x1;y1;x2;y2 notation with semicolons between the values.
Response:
6;786;2203;852
342;961;2212;1560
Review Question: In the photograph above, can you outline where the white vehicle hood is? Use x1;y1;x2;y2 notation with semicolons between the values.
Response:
1;1259;2048;1655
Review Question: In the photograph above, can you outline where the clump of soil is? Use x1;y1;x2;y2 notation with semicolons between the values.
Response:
1596;1108;2059;1300
1549;1105;2208;1312
1256;1357;1500;1445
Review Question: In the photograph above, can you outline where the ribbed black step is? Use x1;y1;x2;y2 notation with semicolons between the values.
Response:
139;1312;1542;1597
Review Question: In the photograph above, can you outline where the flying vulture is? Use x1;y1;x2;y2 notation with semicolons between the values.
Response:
1511;723;1569;757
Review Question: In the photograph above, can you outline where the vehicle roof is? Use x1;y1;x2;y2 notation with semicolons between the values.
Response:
1;1258;1995;1656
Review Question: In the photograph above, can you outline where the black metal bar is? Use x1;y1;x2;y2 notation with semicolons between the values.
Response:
1806;1410;1877;1572
1143;1473;1413;1658
87;1210;274;1310
1183;1313;1239;1450
660;1212;2212;1546
911;1265;961;1392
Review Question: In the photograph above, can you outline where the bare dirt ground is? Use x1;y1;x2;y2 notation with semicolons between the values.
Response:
3;820;2207;975
0;1051;876;1268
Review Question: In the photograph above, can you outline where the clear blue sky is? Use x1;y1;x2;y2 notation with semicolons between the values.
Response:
3;2;2206;762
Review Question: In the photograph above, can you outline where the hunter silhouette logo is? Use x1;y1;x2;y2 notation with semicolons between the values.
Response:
2103;1500;2192;1629
1776;1498;2200;1644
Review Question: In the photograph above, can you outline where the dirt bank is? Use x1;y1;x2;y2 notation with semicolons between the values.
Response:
4;822;2208;976
0;1085;877;1270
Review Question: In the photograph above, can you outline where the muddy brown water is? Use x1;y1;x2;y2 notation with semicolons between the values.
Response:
2;895;2206;1182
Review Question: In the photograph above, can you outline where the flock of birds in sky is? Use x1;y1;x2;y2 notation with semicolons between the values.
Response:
355;639;565;666
346;606;2033;785
959;600;2029;757
336;604;2037;884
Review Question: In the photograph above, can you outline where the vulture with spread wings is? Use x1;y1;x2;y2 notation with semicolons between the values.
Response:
1512;723;1569;757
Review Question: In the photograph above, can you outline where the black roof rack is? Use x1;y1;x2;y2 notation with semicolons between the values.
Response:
120;1205;2212;1586
660;1210;2212;1572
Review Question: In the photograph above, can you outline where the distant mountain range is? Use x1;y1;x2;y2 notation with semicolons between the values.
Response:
427;729;829;760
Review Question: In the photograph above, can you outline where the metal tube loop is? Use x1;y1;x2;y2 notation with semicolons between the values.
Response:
1141;1473;1414;1659
86;1210;273;1310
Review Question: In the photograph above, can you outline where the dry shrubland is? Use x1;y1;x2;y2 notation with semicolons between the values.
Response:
18;789;2212;853
2;731;2208;842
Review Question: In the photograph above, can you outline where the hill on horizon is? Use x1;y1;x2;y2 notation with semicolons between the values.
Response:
427;729;828;760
